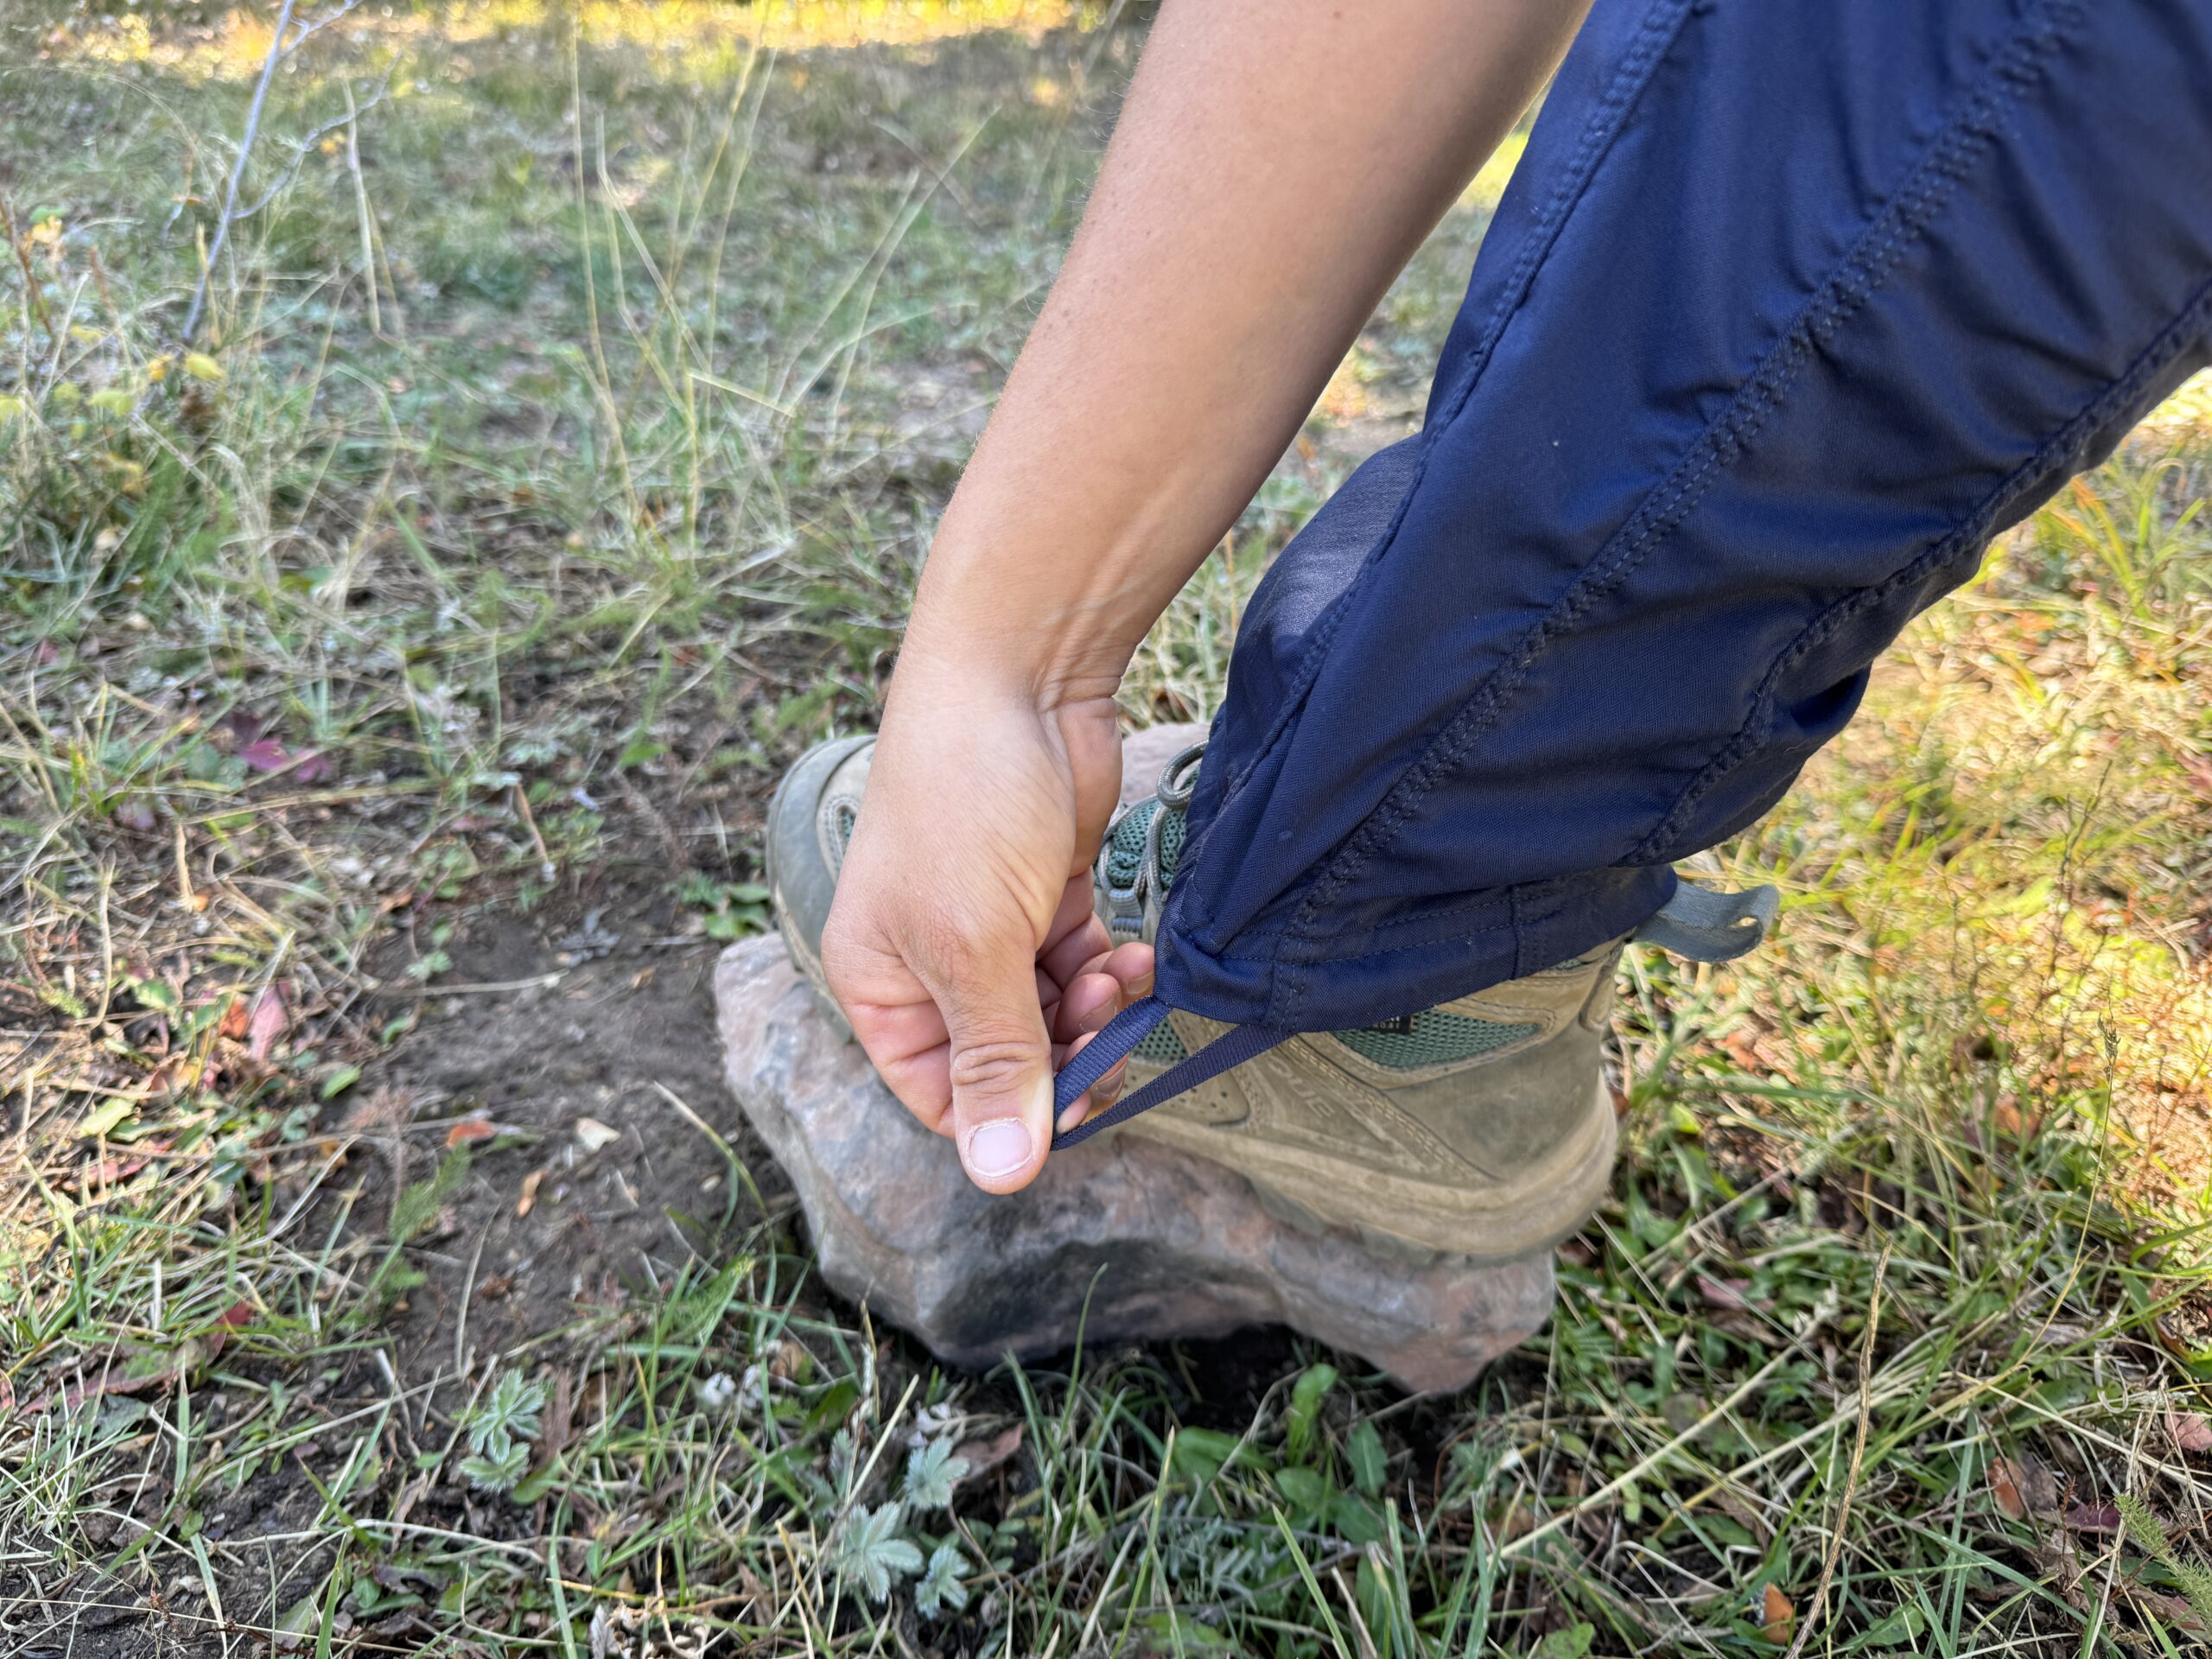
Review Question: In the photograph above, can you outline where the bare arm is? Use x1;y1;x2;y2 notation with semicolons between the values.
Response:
823;0;1593;1192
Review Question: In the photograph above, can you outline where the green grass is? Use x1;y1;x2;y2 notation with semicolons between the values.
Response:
6;3;2212;1655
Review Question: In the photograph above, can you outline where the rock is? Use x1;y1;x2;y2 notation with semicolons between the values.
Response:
714;722;1556;1393
1116;719;1206;800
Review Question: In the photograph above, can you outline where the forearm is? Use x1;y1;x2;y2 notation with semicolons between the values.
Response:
906;0;1593;704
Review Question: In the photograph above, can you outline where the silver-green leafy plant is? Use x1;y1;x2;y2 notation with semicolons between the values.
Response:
829;1503;924;1603
915;1542;971;1618
903;1435;969;1512
459;1372;547;1496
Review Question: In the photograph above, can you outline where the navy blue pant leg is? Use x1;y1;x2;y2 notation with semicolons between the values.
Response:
1156;0;2212;1038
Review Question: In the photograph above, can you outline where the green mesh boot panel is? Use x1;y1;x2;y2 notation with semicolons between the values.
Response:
1332;1009;1539;1070
1133;1020;1190;1063
1106;798;1187;893
1113;794;1529;1069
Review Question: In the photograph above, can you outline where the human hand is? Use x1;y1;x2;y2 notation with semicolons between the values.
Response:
819;661;1154;1193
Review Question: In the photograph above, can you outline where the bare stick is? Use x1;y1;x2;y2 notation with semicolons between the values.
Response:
180;0;299;350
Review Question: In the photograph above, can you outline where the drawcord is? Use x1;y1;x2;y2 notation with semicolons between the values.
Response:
1049;995;1292;1150
1046;877;1778;1150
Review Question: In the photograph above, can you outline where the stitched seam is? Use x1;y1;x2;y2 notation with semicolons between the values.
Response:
1271;0;2082;1030
1629;267;2212;864
1213;0;1698;812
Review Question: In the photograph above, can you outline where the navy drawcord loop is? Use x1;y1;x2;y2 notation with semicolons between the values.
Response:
1049;995;1292;1150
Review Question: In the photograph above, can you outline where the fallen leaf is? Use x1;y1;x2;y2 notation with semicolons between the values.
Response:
2066;1501;2124;1532
574;1117;621;1154
1759;1584;1796;1645
516;1167;547;1217
239;739;291;773
951;1423;1024;1486
218;996;251;1041
291;751;333;785
2168;1409;2212;1453
1993;1096;2044;1141
446;1115;496;1150
1720;1029;1764;1072
246;985;289;1061
1696;1275;1753;1311
1991;1453;2058;1519
1990;1458;2027;1521
1715;1486;1769;1543
2137;1591;2210;1633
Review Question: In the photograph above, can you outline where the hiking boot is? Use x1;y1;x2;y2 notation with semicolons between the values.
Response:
763;733;874;1041
766;732;1618;1264
1095;743;1620;1264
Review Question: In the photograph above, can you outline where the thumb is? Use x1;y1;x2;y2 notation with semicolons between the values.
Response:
931;950;1057;1194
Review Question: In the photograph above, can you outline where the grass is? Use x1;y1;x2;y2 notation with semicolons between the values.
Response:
4;3;2212;1655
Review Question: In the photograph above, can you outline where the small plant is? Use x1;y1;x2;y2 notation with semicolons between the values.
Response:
675;874;772;940
821;1435;975;1608
902;1434;969;1511
828;1503;923;1603
458;1372;548;1497
915;1542;971;1618
2115;1492;2212;1629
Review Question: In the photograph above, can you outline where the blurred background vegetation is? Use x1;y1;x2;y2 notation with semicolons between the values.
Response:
3;3;2211;1655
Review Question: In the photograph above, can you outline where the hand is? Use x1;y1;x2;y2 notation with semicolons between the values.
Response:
819;664;1154;1193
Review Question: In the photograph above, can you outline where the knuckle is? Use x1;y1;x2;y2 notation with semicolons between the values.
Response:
946;1038;1039;1100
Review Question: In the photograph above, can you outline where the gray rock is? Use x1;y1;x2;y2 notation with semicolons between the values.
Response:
715;721;1555;1391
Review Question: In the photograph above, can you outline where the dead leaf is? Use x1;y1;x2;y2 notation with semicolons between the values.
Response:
1759;1584;1796;1645
1720;1029;1764;1072
516;1167;547;1217
2136;1591;2210;1633
536;1371;575;1469
574;1116;621;1154
1696;1275;1753;1311
951;1423;1024;1487
2066;1501;2123;1532
2168;1409;2212;1453
1715;1486;1769;1543
1992;1096;2044;1141
245;985;288;1061
1991;1458;2028;1521
238;739;290;772
446;1115;496;1150
1992;1453;2058;1519
218;996;251;1041
238;739;333;783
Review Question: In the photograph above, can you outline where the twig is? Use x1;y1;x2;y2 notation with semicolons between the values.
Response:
1782;1239;1892;1659
236;71;395;220
180;0;300;350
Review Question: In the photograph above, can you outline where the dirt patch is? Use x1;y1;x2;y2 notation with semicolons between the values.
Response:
356;874;786;1377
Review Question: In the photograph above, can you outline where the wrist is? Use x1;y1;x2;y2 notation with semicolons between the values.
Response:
900;546;1147;713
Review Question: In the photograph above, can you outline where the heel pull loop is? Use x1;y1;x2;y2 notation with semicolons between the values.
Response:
1635;880;1779;963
